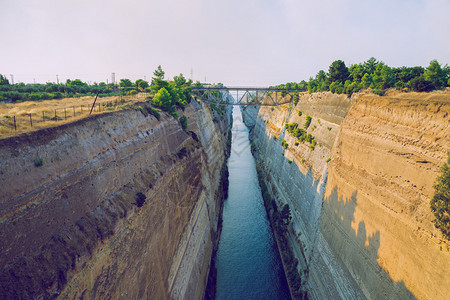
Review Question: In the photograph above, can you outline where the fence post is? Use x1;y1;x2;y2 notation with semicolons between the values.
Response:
98;103;100;112
13;115;16;131
30;113;32;127
73;106;75;117
43;111;45;123
64;108;67;120
54;109;57;121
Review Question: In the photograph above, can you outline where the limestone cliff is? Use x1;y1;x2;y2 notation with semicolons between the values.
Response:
245;91;450;299
0;100;232;299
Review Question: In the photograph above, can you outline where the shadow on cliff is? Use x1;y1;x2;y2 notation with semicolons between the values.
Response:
320;185;417;299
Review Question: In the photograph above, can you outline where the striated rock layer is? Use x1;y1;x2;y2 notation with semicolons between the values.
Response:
0;100;232;299
244;91;450;299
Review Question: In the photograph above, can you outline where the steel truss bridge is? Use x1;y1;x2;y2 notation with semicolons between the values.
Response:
191;86;306;106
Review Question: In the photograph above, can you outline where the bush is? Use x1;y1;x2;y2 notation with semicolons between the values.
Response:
127;90;138;95
135;192;146;207
281;139;288;149
410;75;435;92
34;158;44;167
180;115;188;130
372;89;384;96
430;154;450;240
298;110;302;117
145;106;160;120
304;115;312;129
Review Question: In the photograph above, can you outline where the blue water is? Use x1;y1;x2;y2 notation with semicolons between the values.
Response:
215;106;291;300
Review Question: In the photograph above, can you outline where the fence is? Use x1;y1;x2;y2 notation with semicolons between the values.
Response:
0;93;150;137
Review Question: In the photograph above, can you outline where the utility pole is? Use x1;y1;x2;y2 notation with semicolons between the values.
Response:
56;74;59;84
111;72;115;85
10;74;14;84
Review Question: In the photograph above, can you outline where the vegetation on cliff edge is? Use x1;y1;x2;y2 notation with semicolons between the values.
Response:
431;154;450;240
274;58;449;97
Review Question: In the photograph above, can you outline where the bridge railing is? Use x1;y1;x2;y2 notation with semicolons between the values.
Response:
191;86;306;106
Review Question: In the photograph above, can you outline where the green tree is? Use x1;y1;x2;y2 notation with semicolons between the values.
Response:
361;73;373;89
153;65;165;80
0;74;9;85
430;154;450;240
151;65;168;93
363;57;380;74
410;75;434;92
424;60;446;90
328;60;350;84
380;65;396;89
119;79;133;88
152;87;173;111
136;79;149;90
307;77;318;93
349;64;364;83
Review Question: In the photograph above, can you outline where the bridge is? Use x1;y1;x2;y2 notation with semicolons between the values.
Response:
191;86;306;106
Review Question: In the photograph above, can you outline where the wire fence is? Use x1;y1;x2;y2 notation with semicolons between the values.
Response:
0;93;150;138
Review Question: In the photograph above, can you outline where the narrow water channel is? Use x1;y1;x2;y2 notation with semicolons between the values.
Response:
214;106;290;299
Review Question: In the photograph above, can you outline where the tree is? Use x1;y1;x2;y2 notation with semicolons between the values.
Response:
380;65;396;89
328;60;350;84
119;79;133;88
153;65;165;80
410;75;434;92
363;57;380;74
361;73;373;89
136;79;149;90
307;77;317;93
349;64;364;83
152;87;173;111
151;66;168;93
0;74;9;85
430;154;450;240
424;60;446;90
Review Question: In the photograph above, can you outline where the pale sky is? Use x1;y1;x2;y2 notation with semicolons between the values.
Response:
1;0;449;86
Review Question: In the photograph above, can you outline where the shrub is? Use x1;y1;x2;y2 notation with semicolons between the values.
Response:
410;75;435;92
304;115;312;129
327;126;332;131
145;106;160;120
180;115;188;130
298;111;302;116
34;158;43;167
371;89;384;96
281;139;288;149
135;192;146;207
326;158;331;163
127;90;138;95
430;154;450;240
271;107;274;111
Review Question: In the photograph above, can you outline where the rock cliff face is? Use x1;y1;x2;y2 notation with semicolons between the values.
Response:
0;100;231;299
244;91;450;299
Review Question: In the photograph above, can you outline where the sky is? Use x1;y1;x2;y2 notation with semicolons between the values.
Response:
1;0;449;86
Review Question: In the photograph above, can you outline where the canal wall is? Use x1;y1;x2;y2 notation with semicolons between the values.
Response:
0;100;232;299
243;91;450;299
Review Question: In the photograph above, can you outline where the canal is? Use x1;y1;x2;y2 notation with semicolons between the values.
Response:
213;106;290;299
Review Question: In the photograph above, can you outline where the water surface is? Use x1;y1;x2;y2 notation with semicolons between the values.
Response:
214;106;290;299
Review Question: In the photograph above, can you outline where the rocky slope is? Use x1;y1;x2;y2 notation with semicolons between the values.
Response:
0;100;232;299
244;91;450;299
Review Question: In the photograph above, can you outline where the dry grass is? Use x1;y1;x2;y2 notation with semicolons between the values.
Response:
0;93;149;138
